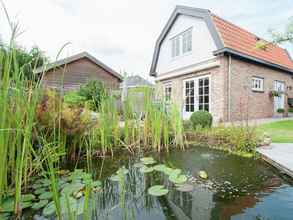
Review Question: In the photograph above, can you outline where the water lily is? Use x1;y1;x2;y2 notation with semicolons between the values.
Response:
148;185;169;196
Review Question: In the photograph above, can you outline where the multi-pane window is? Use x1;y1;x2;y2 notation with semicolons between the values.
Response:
164;84;172;103
198;77;210;111
185;80;195;112
252;77;264;91
171;36;180;58
171;28;192;58
182;29;192;54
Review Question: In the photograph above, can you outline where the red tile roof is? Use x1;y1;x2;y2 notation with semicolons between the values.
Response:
212;14;293;70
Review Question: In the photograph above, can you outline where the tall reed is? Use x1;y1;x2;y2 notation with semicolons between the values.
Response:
0;10;44;215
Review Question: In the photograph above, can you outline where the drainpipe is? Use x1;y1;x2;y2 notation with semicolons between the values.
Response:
228;55;232;121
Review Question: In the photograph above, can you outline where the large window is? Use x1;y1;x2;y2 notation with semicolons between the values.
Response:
164;83;172;103
184;76;210;114
198;77;210;111
185;80;195;112
251;76;264;92
171;28;192;58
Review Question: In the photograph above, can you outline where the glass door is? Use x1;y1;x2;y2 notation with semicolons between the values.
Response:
183;76;210;119
274;80;285;112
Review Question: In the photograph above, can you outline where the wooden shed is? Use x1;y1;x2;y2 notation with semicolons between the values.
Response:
35;52;122;92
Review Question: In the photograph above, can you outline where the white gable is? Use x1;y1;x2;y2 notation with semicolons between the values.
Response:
156;15;217;75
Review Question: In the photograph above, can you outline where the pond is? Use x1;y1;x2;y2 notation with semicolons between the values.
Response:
27;146;293;220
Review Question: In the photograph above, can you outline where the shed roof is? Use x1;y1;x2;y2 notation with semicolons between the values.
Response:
34;51;122;80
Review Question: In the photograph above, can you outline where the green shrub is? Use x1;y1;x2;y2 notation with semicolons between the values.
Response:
64;91;87;107
190;111;213;129
277;108;285;113
78;80;107;111
288;108;293;113
186;125;259;156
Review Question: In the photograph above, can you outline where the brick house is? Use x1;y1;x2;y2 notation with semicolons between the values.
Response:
36;52;122;92
150;6;293;122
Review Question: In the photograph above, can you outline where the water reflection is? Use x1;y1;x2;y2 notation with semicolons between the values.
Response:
77;147;293;220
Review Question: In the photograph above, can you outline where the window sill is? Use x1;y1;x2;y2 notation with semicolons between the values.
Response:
252;89;264;93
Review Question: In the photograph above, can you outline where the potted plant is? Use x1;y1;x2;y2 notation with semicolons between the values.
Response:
274;108;285;118
269;90;281;98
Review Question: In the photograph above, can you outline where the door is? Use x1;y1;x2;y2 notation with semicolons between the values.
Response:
183;76;210;119
274;80;285;112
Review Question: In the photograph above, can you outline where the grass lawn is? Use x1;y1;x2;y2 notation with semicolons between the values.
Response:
258;119;293;143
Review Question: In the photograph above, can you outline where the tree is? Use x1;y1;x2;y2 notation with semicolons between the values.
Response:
270;17;293;45
0;44;49;81
256;17;293;50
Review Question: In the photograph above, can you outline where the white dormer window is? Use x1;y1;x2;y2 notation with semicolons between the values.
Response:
171;28;192;58
171;36;180;58
252;76;264;92
182;28;192;54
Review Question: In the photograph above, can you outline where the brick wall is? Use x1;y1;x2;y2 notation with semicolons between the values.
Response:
42;57;121;92
156;55;293;122
229;57;293;121
157;57;227;122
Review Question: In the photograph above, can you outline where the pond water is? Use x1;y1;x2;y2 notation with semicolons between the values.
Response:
28;146;293;220
80;147;293;220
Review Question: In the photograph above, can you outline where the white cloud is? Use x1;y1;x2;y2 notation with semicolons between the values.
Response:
1;0;292;81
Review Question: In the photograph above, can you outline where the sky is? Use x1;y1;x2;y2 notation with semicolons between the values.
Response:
1;0;293;81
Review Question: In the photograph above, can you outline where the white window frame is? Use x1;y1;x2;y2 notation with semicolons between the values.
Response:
164;83;172;103
251;76;264;92
182;75;211;119
182;28;192;54
170;27;193;58
171;36;181;58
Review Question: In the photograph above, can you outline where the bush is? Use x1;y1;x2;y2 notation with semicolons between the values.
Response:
186;125;259;155
190;111;213;129
78;80;107;111
277;108;285;113
288;108;293;113
64;91;87;107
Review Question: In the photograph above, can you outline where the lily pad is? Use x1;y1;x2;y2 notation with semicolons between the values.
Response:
153;164;168;172
39;192;53;200
109;175;120;182
61;182;84;196
139;166;154;173
42;196;77;217
42;201;55;217
32;183;43;190
148;185;169;196
41;179;51;187
32;200;48;210
198;170;208;179
176;184;194;192
169;174;187;184
0;197;14;212
22;194;35;202
34;188;47;195
60;196;78;214
162;167;176;176
140;157;156;165
0;197;32;213
171;169;182;176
